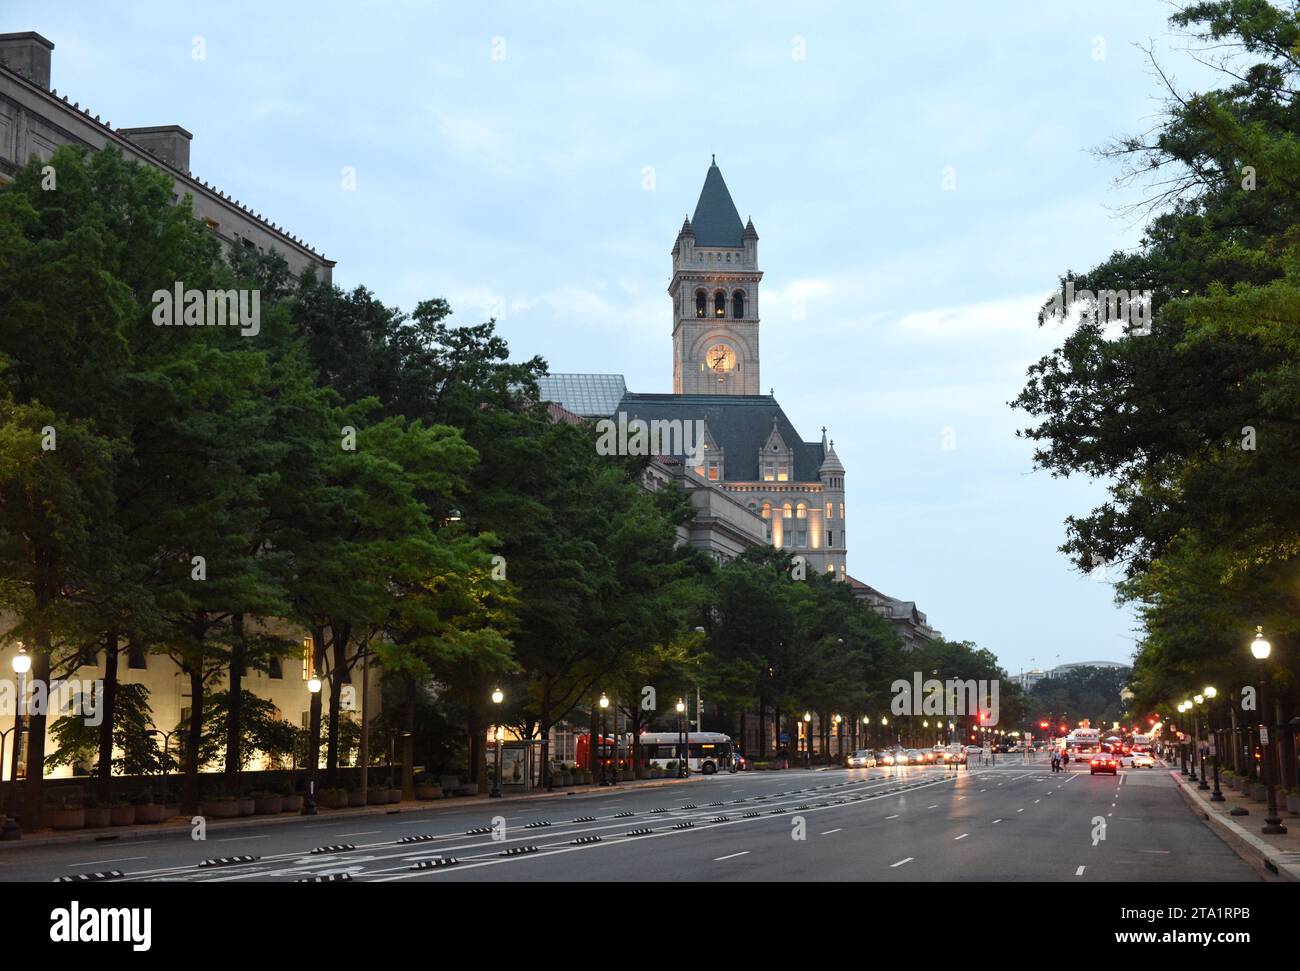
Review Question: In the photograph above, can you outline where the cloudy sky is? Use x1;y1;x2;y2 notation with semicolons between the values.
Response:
13;1;1223;675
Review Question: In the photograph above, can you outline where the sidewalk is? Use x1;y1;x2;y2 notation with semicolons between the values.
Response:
0;774;712;850
1171;769;1300;881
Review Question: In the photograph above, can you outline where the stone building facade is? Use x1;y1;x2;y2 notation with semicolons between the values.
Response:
0;31;333;283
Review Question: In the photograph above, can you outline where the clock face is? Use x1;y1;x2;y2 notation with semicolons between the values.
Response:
706;343;736;372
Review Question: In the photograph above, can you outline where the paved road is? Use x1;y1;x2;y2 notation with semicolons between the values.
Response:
0;762;1260;882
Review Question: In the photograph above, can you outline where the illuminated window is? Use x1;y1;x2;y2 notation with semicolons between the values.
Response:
826;502;833;519
826;563;835;574
761;501;771;519
714;291;726;317
840;503;845;519
695;290;706;318
796;502;807;519
783;502;792;519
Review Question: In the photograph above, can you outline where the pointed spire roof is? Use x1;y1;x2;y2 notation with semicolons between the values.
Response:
819;429;844;475
678;215;695;238
691;157;745;247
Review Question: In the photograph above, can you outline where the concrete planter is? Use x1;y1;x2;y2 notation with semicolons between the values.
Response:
202;800;239;819
253;796;283;815
109;806;137;826
135;804;168;824
344;790;364;807
415;785;443;801
1286;792;1299;814
367;788;388;805
387;788;401;804
237;797;256;817
48;808;85;831
317;790;347;809
84;807;112;828
281;794;303;812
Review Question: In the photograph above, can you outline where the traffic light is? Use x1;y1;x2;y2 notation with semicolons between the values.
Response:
1038;721;1049;730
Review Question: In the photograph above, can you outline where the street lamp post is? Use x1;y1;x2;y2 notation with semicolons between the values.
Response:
1250;628;1287;835
1205;687;1224;802
681;696;691;779
304;667;323;815
599;693;610;786
1177;702;1190;776
1194;694;1209;791
834;714;843;763
803;712;812;769
490;687;504;798
7;644;31;830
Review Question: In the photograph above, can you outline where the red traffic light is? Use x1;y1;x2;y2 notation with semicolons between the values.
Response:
1038;721;1049;729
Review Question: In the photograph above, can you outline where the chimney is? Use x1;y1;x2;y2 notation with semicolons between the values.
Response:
119;125;193;173
0;31;54;90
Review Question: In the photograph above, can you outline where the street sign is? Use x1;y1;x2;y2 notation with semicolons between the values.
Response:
1260;727;1269;744
778;733;789;743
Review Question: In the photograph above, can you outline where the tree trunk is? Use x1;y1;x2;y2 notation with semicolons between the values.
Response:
468;706;487;793
96;632;119;805
224;614;245;784
758;700;767;758
182;663;205;814
326;622;351;785
22;635;52;829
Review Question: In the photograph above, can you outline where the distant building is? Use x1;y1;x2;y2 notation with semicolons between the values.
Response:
543;160;847;579
845;576;940;650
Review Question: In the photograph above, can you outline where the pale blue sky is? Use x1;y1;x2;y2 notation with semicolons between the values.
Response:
11;1;1221;674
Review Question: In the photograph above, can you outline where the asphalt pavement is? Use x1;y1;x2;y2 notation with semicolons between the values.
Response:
0;760;1262;882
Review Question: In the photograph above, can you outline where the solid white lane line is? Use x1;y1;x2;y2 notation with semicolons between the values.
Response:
713;851;749;862
890;857;913;867
927;804;938;809
69;856;148;867
885;814;899;820
992;818;1002;824
821;829;841;835
954;833;968;840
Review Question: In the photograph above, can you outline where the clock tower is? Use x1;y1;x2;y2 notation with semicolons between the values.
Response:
670;159;761;395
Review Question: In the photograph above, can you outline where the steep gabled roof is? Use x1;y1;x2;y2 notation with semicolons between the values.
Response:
617;393;825;482
691;159;745;248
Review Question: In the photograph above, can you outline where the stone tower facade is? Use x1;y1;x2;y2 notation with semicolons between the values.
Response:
670;159;761;395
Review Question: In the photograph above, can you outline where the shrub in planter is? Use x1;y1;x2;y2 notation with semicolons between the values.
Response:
414;772;443;800
46;796;85;831
131;789;167;824
83;798;112;829
387;787;401;803
109;798;137;826
202;796;240;819
317;788;347;809
252;792;283;815
367;786;388;805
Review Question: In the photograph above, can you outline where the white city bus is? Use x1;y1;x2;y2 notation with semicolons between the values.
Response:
633;732;736;774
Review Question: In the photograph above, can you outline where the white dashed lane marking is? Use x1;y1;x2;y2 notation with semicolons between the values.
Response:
713;851;749;862
890;857;914;868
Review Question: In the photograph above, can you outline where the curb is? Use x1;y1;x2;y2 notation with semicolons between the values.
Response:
1170;771;1300;882
0;775;709;850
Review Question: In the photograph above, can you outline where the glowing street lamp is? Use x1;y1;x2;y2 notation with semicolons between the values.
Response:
490;687;504;798
1249;627;1286;834
303;659;323;816
677;699;688;778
